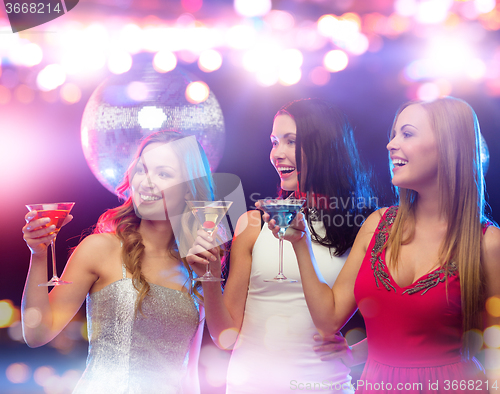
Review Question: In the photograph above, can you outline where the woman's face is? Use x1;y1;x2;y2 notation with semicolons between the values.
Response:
130;142;189;221
270;114;298;192
386;104;439;193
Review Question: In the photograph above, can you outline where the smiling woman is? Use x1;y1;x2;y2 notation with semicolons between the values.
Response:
21;130;216;394
387;103;439;193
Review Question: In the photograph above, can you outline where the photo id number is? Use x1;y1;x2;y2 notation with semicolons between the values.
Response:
5;3;62;14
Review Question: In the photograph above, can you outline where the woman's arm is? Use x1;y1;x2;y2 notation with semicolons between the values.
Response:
187;210;261;349
314;334;368;366
267;209;384;338
22;212;102;347
481;225;500;387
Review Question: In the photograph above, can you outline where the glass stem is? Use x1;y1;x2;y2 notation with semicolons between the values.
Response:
204;230;214;277
278;235;284;276
51;237;58;279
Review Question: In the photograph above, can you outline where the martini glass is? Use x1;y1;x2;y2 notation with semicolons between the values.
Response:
186;200;233;282
26;202;75;286
258;198;306;283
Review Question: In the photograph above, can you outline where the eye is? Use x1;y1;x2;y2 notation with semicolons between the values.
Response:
403;131;412;138
288;139;296;145
159;171;171;178
135;164;145;174
271;139;278;147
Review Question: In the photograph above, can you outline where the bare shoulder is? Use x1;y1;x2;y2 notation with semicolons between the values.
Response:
482;225;500;299
483;226;500;264
76;232;120;253
233;210;262;243
70;233;121;267
359;208;389;234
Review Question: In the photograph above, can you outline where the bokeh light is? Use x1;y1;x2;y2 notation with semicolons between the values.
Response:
487;296;500;317
0;299;18;328
485;348;500;370
24;307;42;329
317;14;339;37
265;10;295;30
484;326;500;349
475;0;496;14
309;66;331;86
60;83;82;104
8;321;24;341
119;24;144;54
6;363;31;384
416;0;453;25
234;0;272;18
108;50;133;75
218;328;239;350
279;68;302;86
323;50;349;72
417;82;441;101
256;70;279;87
10;43;43;67
198;49;223;72
153;51;178;73
199;344;231;388
226;25;256;50
281;48;303;69
345;327;367;345
34;366;57;387
185;81;210;104
37;64;66;92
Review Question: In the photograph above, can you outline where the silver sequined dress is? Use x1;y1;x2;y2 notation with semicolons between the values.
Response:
73;265;200;394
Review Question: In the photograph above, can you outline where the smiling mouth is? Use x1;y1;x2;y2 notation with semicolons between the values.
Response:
277;166;296;176
392;159;408;168
140;193;162;201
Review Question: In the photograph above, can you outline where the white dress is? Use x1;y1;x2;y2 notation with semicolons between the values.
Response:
226;222;354;394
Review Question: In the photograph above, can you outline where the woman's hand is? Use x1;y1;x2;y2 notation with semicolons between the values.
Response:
186;229;222;279
259;204;309;244
22;211;73;255
313;332;354;366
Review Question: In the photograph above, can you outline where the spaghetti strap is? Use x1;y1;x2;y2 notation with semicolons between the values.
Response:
119;241;127;279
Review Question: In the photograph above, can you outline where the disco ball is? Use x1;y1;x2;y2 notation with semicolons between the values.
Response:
81;65;225;195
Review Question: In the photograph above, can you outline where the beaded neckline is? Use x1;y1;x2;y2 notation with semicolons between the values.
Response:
370;206;458;296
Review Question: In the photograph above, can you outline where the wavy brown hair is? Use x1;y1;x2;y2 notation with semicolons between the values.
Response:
385;97;487;358
94;131;215;313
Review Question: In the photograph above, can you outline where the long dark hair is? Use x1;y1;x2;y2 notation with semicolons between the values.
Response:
277;98;376;256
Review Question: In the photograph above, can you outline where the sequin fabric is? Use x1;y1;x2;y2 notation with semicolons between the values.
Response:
73;266;200;394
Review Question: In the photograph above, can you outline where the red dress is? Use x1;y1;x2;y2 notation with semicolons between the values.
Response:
353;207;488;393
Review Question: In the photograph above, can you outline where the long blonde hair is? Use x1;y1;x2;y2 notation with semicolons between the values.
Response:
94;131;215;311
386;97;486;358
